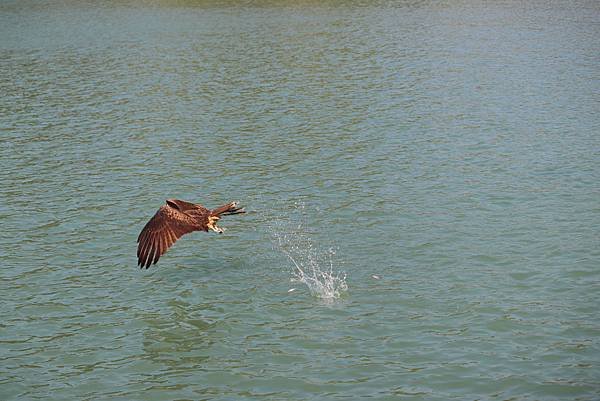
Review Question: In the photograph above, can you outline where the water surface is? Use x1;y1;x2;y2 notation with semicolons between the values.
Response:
1;0;599;399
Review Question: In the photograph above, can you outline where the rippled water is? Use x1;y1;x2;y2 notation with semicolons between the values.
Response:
1;0;599;399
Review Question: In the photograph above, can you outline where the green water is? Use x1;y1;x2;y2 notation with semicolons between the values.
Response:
1;0;599;399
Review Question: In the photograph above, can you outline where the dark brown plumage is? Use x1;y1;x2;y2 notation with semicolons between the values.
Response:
137;199;245;269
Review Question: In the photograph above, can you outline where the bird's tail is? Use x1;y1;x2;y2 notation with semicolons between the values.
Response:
211;201;245;216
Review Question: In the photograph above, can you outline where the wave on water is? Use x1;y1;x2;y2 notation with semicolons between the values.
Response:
269;202;348;300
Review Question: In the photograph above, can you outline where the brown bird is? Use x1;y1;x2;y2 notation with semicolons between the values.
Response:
137;199;245;269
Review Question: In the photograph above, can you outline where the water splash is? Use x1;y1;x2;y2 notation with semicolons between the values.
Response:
270;202;348;300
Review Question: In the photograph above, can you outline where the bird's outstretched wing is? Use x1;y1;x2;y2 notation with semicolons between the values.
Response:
137;205;199;269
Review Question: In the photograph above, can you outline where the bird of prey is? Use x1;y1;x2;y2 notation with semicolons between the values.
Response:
137;199;245;269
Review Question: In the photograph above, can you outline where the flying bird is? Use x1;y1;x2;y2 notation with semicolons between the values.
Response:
137;199;245;269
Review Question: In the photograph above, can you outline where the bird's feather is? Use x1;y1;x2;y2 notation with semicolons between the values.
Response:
166;198;208;213
137;204;200;268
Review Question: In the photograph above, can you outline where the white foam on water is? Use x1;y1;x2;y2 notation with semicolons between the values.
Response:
269;202;348;300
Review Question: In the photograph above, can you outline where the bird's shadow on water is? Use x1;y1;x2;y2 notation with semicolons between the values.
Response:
133;262;234;374
135;305;216;377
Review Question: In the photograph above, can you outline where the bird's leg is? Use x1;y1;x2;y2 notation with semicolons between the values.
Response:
207;216;225;234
